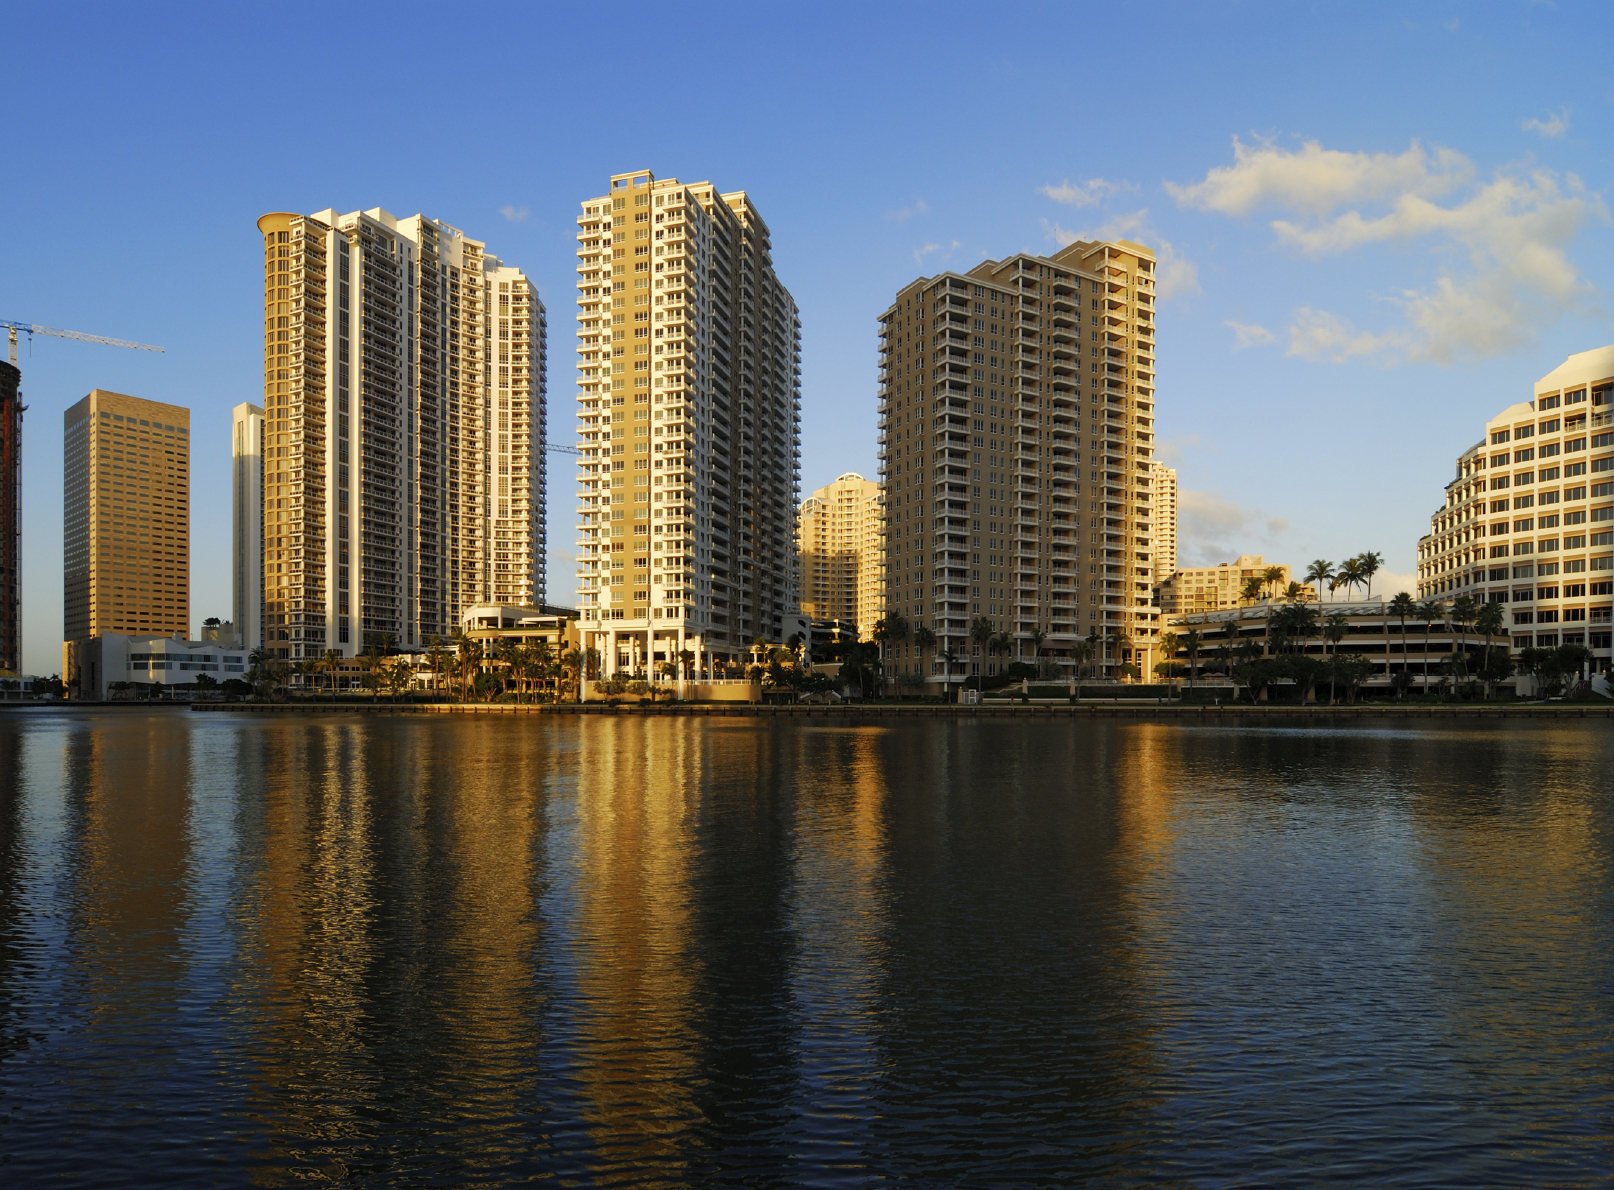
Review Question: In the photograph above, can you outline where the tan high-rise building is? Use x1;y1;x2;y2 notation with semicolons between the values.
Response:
879;239;1162;689
1152;461;1178;583
256;208;547;660
573;170;801;678
62;390;190;646
799;472;883;639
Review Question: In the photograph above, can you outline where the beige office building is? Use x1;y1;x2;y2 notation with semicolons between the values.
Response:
1417;345;1614;663
799;472;883;639
256;208;547;660
573;170;801;678
1152;462;1178;582
879;239;1162;688
231;402;264;651
62;390;190;647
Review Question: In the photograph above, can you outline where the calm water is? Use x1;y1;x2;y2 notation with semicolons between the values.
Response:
1;710;1612;1187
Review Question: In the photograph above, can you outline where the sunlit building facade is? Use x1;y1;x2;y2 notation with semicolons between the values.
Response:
255;208;547;661
1156;554;1313;615
62;390;190;648
1417;345;1614;663
573;170;801;677
798;472;883;640
878;238;1162;687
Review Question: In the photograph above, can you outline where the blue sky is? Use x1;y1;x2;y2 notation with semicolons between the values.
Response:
5;1;1612;673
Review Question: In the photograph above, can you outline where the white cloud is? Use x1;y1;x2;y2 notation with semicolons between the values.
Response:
1156;433;1204;465
1224;320;1276;350
500;205;530;223
1523;108;1569;138
1179;489;1288;567
1374;568;1421;601
889;199;929;223
913;240;960;266
1286;308;1403;363
1039;178;1125;207
1168;136;1472;217
1172;138;1606;365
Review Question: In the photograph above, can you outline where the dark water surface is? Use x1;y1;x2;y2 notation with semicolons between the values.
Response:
1;709;1612;1186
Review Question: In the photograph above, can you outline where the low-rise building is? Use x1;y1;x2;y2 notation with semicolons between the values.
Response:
1156;555;1315;615
64;633;248;700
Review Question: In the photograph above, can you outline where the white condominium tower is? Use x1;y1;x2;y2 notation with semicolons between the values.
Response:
798;472;884;640
231;401;264;651
879;239;1162;688
256;208;546;660
1417;345;1614;662
1151;461;1178;583
573;170;801;677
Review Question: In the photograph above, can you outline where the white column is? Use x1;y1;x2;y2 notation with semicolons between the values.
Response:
677;625;686;700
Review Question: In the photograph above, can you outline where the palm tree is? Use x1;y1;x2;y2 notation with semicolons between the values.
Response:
1337;556;1366;600
1359;551;1384;599
1158;630;1179;689
913;625;937;689
321;648;342;702
1417;599;1445;695
1475;600;1505;699
1085;627;1101;680
1070;639;1091;701
1285;581;1304;603
427;636;445;698
1028;627;1047;677
1182;628;1202;694
872;612;909;674
969;614;995;678
1109;629;1132;681
1240;575;1265;605
1451;593;1478;690
1389;592;1415;689
1305;559;1335;601
1324;612;1348;702
1263;565;1285;600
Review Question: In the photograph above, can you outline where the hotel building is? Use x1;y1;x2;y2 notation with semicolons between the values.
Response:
573;170;801;677
878;238;1161;687
1417;346;1614;662
232;402;264;652
256;208;546;661
798;472;883;640
62;390;190;649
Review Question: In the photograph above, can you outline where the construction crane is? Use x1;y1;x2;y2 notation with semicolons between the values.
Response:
544;441;579;455
2;320;165;366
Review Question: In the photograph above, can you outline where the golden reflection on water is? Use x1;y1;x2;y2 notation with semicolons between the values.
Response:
572;718;702;1179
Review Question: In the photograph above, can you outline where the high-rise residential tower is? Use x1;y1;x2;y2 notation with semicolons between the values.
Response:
1416;345;1614;663
798;471;883;639
232;402;264;652
0;360;19;673
1151;461;1178;583
62;390;190;644
878;239;1162;689
573;170;801;677
256;208;546;660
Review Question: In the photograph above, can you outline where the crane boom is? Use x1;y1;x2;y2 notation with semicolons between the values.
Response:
2;320;165;366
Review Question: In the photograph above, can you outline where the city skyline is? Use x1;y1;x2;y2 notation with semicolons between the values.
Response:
5;4;1614;673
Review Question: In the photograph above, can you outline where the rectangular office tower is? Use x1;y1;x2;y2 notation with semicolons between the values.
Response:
574;170;801;674
879;239;1162;687
798;471;884;640
232;402;264;651
257;208;547;660
62;390;190;642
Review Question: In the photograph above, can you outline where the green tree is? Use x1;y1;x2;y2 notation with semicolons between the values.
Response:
1451;593;1479;691
1323;613;1349;702
1417;599;1445;696
1305;559;1335;601
1388;592;1416;694
1262;565;1285;599
1182;628;1202;694
1240;575;1265;605
1475;600;1506;699
1359;551;1384;599
1029;627;1047;677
